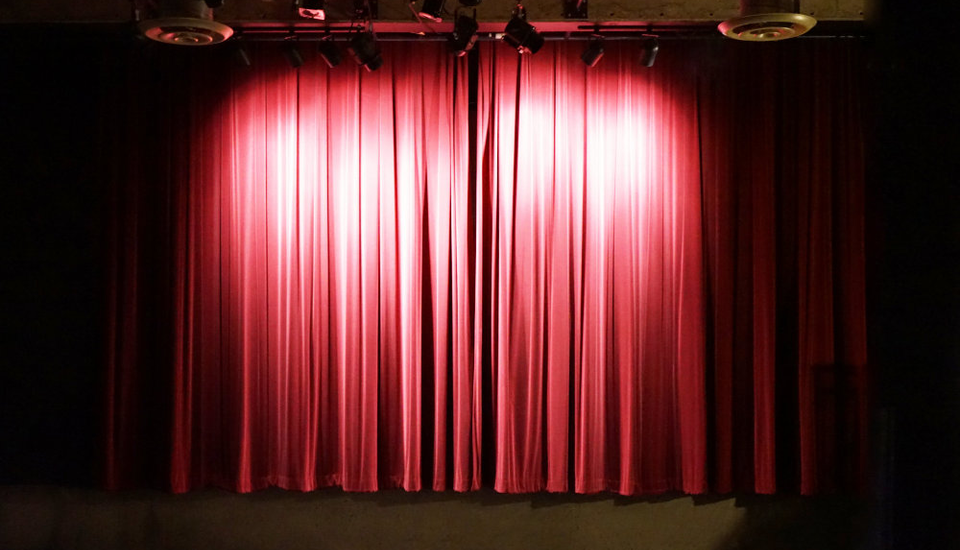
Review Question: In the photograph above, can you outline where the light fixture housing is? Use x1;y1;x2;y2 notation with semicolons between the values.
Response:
283;39;305;68
297;0;326;20
502;7;544;55
718;0;816;41
137;0;233;46
418;0;445;22
449;12;479;56
234;43;252;67
317;40;341;68
349;32;383;72
640;37;658;67
581;36;604;67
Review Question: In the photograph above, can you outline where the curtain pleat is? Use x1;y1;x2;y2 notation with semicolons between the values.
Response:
106;40;867;495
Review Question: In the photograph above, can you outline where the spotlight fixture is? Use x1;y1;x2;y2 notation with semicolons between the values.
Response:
297;0;326;20
234;43;252;67
349;32;383;72
354;0;377;19
562;0;587;19
283;38;305;68
449;10;478;56
639;37;658;68
502;4;544;55
418;0;445;22
581;36;603;67
317;39;341;68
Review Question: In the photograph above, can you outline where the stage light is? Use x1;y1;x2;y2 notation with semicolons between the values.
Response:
418;0;445;22
349;32;383;72
640;37;659;67
354;0;376;18
449;11;478;56
317;39;341;68
502;5;544;55
234;43;252;67
297;0;326;20
283;39;304;68
581;36;604;67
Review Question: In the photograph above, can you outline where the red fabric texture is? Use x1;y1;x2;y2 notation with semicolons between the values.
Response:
105;40;867;494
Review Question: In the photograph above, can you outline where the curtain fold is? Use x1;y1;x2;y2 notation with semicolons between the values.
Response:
106;39;867;495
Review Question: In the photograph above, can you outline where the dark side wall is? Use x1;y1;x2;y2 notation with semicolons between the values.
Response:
865;2;960;548
0;28;104;486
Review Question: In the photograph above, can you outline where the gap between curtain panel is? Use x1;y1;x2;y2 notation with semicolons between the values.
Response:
105;39;868;495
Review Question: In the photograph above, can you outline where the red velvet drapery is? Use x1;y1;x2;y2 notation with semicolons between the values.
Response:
105;39;867;495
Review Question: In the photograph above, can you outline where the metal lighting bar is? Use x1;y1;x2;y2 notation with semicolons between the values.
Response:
223;18;862;40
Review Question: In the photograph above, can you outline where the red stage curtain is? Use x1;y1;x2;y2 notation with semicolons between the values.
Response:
105;40;867;495
476;42;707;494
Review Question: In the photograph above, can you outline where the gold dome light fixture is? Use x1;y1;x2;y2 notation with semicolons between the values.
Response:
718;0;817;41
137;0;233;46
